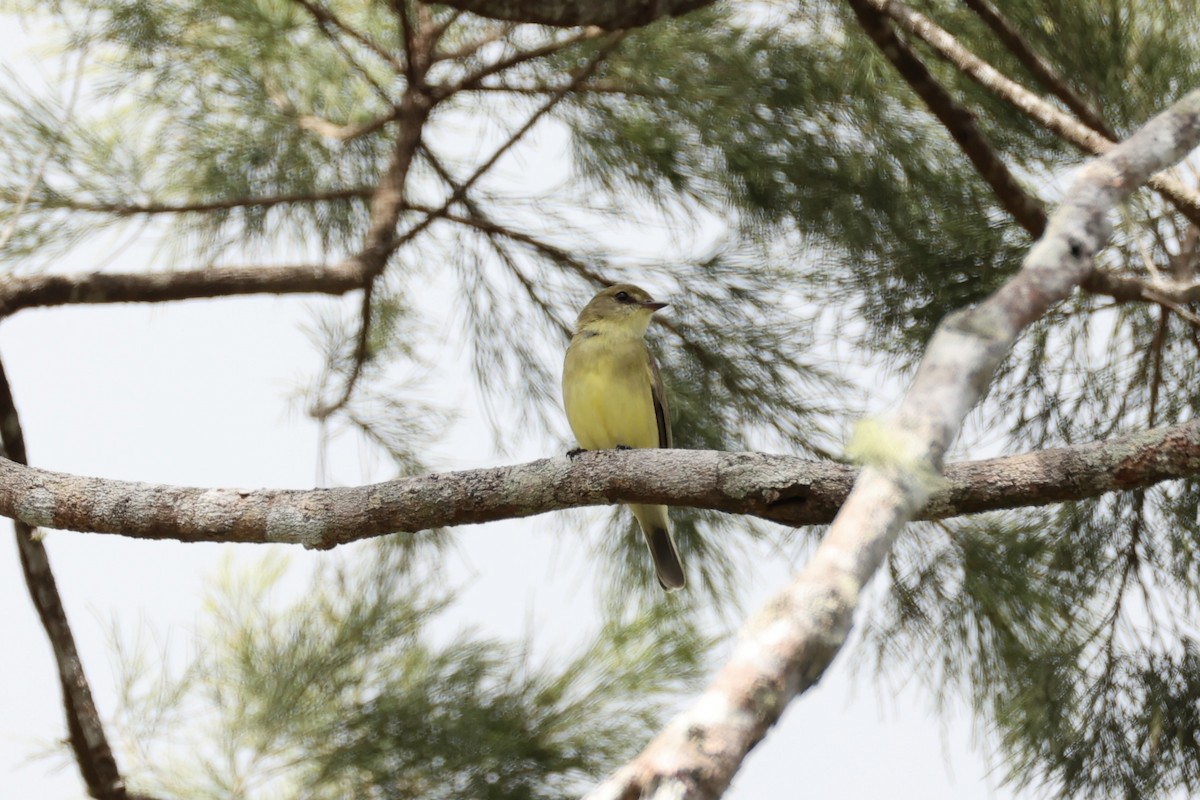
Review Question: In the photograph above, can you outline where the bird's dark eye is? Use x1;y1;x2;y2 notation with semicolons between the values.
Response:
615;291;630;303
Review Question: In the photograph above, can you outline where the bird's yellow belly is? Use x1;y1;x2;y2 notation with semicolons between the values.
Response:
563;343;658;450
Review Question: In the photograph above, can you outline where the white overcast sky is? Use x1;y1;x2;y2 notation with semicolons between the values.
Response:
0;14;1020;800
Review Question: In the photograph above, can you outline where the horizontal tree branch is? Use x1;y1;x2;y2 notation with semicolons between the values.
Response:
1082;269;1200;306
430;0;713;29
10;188;374;217
0;262;366;317
0;420;1196;546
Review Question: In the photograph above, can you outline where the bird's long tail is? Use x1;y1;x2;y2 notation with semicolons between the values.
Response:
631;503;685;591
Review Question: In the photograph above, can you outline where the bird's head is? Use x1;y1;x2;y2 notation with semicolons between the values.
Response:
574;284;668;336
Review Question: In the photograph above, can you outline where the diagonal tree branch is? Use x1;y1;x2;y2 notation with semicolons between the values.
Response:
434;26;609;99
851;0;1200;314
846;0;1049;237
0;419;1196;547
0;358;150;800
0;262;366;317
425;8;465;51
400;33;624;244
418;148;575;335
960;0;1115;139
584;89;1200;800
290;0;402;72
872;0;1200;227
428;0;713;30
432;23;513;63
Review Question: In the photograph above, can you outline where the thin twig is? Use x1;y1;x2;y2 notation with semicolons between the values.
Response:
290;0;402;71
434;26;609;99
873;0;1200;227
415;147;607;288
20;188;373;216
1142;289;1200;329
421;145;566;332
402;33;626;246
432;23;513;62
1125;205;1164;283
1149;305;1169;425
442;209;605;284
289;0;398;109
308;28;439;421
0;42;88;253
960;0;1114;138
847;0;1049;236
425;8;465;51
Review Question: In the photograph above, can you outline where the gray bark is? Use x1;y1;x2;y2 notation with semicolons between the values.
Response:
0;420;1197;546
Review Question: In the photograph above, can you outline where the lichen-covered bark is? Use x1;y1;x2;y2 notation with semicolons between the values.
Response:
0;420;1197;546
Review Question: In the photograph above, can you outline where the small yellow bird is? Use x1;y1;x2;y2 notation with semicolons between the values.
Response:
562;284;685;591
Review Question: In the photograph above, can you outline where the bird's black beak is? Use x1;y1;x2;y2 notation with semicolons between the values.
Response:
642;301;668;312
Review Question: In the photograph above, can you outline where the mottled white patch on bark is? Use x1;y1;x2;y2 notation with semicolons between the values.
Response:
194;488;244;530
689;689;737;728
266;505;325;547
15;486;55;527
